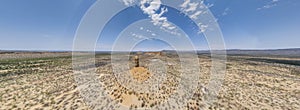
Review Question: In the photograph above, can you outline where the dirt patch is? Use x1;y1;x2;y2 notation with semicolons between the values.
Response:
129;67;152;82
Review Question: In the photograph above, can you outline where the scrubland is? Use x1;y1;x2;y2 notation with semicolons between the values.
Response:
0;52;299;109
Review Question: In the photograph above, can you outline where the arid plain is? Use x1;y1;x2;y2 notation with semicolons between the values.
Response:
0;51;299;109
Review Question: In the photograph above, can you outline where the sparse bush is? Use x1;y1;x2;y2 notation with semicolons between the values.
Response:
291;68;300;76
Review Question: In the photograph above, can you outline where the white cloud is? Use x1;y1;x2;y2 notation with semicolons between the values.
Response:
144;29;157;36
131;33;152;40
196;23;209;34
139;0;181;36
184;2;199;13
180;0;209;20
180;0;190;8
257;4;277;10
257;0;280;10
121;0;182;36
121;0;135;6
140;0;168;28
206;3;214;8
160;27;181;36
140;0;162;15
200;24;208;33
190;11;202;19
180;0;205;14
149;7;168;25
180;0;210;33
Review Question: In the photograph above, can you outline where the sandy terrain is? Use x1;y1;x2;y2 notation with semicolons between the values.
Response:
0;52;299;109
129;67;152;82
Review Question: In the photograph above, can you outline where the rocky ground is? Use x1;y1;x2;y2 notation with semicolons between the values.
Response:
0;52;299;109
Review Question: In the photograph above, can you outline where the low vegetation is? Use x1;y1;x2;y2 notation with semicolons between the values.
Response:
0;52;299;109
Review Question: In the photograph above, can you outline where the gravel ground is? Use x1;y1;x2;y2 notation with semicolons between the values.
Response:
0;52;299;109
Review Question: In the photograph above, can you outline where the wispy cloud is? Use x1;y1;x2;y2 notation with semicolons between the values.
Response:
180;0;209;33
190;11;203;19
140;27;157;36
222;8;230;16
121;0;136;6
180;0;203;20
183;2;199;13
200;24;208;33
131;33;152;40
257;0;280;10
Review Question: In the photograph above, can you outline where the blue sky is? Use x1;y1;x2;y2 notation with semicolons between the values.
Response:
0;0;299;51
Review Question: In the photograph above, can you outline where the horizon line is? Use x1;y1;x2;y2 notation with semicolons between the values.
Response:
1;48;300;52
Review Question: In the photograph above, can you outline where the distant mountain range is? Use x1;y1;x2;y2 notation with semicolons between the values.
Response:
224;48;300;57
1;48;300;57
162;48;300;57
